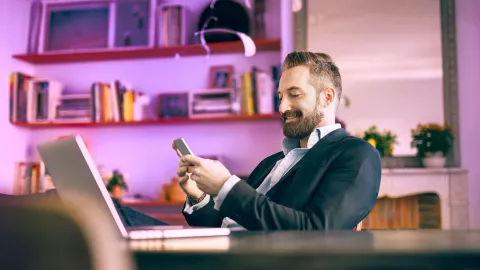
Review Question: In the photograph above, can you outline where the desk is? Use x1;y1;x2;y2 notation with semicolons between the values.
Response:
130;230;480;270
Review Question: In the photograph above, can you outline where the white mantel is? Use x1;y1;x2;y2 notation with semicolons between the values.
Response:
380;168;469;230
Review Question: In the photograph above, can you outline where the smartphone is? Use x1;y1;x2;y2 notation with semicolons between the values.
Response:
173;137;194;156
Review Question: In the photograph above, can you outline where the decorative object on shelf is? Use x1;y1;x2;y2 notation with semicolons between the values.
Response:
159;177;186;203
410;123;454;168
133;93;153;121
197;0;250;43
191;0;256;58
195;28;256;58
362;125;398;157
158;92;189;118
208;65;234;89
189;89;233;118
106;169;128;200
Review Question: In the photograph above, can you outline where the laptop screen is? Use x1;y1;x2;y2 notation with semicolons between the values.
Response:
37;135;129;238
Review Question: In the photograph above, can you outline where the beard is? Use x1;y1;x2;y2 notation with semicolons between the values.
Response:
282;107;324;139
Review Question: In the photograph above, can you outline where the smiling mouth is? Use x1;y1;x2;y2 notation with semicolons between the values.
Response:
283;116;300;123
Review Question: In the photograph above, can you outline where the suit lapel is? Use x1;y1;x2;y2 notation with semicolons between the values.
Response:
250;154;284;189
266;128;348;196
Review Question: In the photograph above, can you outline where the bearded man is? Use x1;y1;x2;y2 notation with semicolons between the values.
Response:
175;51;382;231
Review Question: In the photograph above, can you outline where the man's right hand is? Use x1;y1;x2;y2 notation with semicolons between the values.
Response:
176;161;205;199
172;142;204;199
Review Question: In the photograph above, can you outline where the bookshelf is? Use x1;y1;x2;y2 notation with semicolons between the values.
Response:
4;0;291;199
12;38;281;64
11;113;281;129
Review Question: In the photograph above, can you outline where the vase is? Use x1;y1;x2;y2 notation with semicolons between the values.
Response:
422;153;446;168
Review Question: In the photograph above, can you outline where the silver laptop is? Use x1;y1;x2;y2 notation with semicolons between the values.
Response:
36;135;230;240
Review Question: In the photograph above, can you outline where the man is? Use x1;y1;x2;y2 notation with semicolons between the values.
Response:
174;51;382;230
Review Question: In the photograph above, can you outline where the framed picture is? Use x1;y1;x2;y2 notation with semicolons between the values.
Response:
38;0;113;53
158;92;189;118
114;0;150;48
208;65;234;89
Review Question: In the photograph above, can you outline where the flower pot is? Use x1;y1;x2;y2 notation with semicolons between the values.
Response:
111;186;124;199
422;155;446;168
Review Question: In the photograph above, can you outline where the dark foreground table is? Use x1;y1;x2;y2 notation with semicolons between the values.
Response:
130;230;480;270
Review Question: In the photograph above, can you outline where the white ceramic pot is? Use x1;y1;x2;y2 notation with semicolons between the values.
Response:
422;155;447;168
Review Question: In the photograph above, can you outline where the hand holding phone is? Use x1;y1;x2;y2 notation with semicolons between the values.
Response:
172;138;205;198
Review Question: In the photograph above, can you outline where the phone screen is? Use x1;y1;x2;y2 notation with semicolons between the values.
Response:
173;138;193;156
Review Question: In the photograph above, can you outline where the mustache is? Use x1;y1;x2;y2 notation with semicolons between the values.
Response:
281;111;302;120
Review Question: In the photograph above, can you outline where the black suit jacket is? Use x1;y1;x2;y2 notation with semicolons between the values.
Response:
182;128;382;231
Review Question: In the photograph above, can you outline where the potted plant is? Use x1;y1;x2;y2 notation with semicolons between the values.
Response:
106;169;128;199
410;123;454;168
362;125;398;157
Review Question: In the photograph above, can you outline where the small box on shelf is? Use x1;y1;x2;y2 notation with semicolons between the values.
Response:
189;89;234;118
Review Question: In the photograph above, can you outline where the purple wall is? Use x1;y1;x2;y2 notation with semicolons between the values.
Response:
0;0;34;193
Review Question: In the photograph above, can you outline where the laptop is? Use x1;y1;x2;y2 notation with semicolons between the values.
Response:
36;135;231;240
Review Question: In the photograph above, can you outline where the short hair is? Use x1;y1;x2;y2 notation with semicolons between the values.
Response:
282;51;342;101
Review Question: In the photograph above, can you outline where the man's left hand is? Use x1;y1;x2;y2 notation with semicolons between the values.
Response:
180;155;232;196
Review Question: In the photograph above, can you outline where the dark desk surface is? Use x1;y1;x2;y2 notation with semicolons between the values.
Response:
130;230;480;270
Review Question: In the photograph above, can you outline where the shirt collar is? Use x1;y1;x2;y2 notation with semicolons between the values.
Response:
282;124;342;155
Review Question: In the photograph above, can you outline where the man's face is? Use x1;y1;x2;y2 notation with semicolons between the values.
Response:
278;66;325;139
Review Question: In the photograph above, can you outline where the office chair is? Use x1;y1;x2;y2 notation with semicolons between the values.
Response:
0;193;135;270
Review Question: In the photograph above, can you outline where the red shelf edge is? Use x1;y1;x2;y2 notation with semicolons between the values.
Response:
12;38;281;64
10;113;282;129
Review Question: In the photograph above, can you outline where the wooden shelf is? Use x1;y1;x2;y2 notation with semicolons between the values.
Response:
12;38;281;64
10;113;281;129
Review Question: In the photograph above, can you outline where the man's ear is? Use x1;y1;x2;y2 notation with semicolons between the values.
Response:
324;87;336;107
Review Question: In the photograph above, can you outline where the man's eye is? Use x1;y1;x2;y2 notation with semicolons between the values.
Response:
290;94;299;98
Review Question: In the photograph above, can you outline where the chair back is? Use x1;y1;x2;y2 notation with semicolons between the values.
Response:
0;193;134;270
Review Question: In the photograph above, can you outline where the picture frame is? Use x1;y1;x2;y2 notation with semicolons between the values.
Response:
114;0;151;48
208;65;234;89
37;0;159;53
38;0;114;53
158;92;189;118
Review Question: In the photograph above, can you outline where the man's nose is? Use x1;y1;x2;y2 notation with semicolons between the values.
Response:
279;98;291;114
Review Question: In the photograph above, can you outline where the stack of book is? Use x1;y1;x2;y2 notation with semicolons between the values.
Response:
55;94;91;123
9;72;63;124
